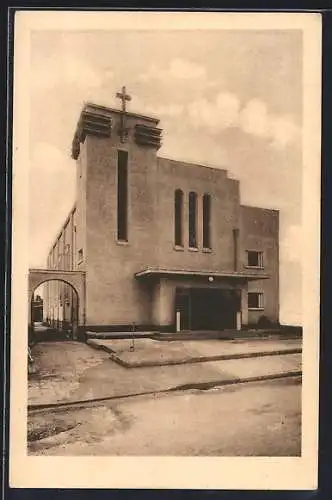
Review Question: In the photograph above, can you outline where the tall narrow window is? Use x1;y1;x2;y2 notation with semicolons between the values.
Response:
202;194;211;249
233;228;239;271
174;189;184;247
188;191;198;248
117;150;128;241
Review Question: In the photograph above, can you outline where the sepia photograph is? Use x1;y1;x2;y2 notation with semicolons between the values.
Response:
10;10;321;490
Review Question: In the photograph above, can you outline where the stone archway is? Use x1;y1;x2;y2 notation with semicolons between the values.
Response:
28;269;86;340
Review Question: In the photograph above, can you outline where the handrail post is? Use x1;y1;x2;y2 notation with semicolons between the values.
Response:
130;322;135;352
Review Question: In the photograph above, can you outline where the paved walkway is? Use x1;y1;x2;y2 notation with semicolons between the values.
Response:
87;337;301;367
28;341;302;407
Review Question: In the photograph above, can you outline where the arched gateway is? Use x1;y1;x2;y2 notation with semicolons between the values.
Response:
28;269;86;340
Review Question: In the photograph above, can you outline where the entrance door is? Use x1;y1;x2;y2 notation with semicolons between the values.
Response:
175;287;240;331
190;288;239;330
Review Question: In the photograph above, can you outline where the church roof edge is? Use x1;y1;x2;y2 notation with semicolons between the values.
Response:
157;156;230;176
83;101;160;125
240;204;280;214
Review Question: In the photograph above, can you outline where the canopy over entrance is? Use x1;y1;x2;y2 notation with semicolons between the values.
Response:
135;266;270;281
137;267;270;331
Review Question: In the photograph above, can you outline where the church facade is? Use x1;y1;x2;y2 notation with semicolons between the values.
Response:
43;91;279;333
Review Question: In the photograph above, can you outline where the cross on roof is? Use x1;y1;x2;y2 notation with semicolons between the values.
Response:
116;86;132;113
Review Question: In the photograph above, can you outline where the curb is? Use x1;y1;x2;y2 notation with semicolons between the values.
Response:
87;339;302;368
170;370;302;392
28;370;302;414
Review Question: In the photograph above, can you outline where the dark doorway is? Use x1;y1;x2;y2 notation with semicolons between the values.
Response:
175;287;240;331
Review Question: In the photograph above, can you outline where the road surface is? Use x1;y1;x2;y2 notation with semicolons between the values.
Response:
28;376;301;456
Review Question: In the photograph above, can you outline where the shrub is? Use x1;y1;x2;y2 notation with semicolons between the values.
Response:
257;315;272;328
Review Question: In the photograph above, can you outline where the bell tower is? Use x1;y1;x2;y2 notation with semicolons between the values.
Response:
71;86;162;161
70;88;163;325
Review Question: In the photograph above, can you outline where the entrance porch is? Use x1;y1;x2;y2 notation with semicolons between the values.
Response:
135;267;270;332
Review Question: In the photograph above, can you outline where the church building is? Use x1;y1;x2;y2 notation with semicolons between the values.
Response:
43;87;279;334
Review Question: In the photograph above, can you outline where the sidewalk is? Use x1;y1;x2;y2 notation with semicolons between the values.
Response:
87;337;301;367
28;341;302;408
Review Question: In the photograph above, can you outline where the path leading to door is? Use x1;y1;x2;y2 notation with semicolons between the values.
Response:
28;340;301;407
87;337;302;367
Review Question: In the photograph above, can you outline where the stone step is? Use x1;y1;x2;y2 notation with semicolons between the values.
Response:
86;329;301;342
86;331;157;340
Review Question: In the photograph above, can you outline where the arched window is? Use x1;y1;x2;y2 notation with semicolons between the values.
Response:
202;193;211;249
188;191;198;248
174;189;184;247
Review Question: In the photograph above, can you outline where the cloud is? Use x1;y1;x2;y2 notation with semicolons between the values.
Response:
139;58;208;83
216;92;240;127
136;58;299;150
188;92;241;130
240;99;300;148
188;98;218;129
168;58;207;80
187;94;300;149
240;99;269;137
270;115;301;149
31;55;104;90
145;103;184;118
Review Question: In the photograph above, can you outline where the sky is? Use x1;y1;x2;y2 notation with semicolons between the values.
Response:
28;27;303;325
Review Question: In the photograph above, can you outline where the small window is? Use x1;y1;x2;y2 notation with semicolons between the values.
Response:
174;189;184;247
188;191;198;248
246;250;263;268
78;248;83;262
248;292;264;310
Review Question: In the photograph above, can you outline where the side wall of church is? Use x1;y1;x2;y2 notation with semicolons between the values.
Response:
43;204;81;329
240;205;279;324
